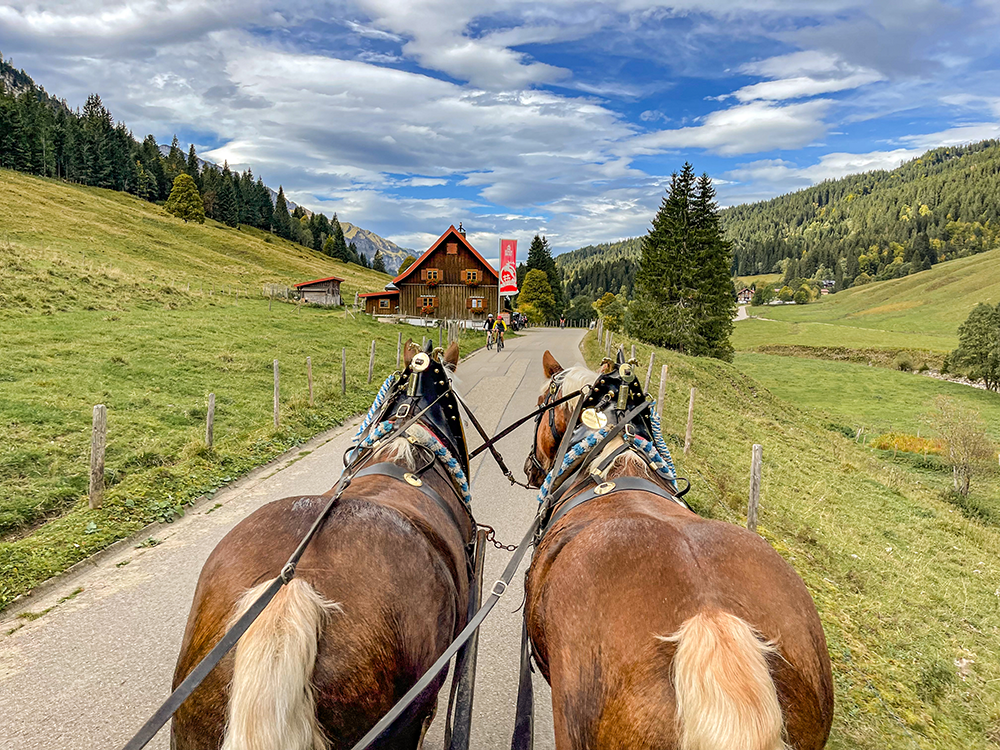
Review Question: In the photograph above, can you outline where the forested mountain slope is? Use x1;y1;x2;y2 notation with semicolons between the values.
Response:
558;140;1000;303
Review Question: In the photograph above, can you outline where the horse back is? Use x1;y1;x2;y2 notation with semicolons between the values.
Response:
173;482;469;749
526;493;833;750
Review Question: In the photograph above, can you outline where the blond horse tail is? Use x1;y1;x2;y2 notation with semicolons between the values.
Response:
221;579;339;750
662;610;786;750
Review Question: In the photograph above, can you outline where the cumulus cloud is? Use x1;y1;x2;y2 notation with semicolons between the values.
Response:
626;100;831;157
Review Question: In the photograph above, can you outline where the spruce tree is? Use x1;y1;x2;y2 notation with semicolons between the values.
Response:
526;235;564;314
372;249;387;273
627;163;734;360
272;186;292;239
329;213;349;261
165;173;205;223
256;178;274;230
216;165;238;228
186;144;201;190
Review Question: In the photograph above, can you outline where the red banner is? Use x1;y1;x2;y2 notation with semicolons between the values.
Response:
500;239;518;295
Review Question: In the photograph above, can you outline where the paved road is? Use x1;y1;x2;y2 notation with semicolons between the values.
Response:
0;326;587;750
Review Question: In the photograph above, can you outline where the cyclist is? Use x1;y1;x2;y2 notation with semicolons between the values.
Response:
493;315;508;351
484;313;497;349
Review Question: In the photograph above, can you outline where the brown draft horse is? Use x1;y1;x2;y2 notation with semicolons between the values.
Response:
172;341;474;750
522;351;833;750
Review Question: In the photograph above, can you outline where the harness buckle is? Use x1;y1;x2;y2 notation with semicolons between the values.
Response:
491;580;508;597
394;403;411;419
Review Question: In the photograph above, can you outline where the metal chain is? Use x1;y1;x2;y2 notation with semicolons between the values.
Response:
477;523;517;551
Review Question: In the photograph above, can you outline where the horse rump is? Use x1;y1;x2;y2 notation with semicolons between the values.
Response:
660;610;786;750
222;578;340;750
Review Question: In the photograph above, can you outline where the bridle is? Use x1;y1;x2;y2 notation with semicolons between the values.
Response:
526;370;568;484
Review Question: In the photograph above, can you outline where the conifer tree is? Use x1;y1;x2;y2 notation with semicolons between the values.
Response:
526;234;564;315
186;144;201;190
627;163;734;360
328;213;349;261
372;249;387;273
255;178;273;230
216;164;238;228
165;173;205;223
272;186;292;239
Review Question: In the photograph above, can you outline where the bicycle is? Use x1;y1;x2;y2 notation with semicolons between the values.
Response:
486;328;495;350
496;330;504;352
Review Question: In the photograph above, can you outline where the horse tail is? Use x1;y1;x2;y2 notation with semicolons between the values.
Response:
663;610;786;750
221;579;339;750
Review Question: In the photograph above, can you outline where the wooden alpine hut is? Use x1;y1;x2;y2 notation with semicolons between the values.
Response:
294;275;344;306
360;225;498;320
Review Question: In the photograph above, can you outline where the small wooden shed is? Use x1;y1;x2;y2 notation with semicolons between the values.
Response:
294;275;344;306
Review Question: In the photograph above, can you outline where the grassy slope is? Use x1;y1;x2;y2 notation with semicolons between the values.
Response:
0;169;485;610
584;332;999;749
733;249;1000;355
0;168;390;310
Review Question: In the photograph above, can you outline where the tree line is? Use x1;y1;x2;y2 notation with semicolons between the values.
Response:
0;55;386;273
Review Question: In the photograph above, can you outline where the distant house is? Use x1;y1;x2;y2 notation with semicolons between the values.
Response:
736;287;754;304
360;225;498;320
294;275;343;306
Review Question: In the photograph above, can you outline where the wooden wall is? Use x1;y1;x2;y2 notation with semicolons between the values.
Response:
399;235;498;319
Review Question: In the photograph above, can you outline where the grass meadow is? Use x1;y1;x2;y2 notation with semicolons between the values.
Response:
585;330;1000;750
0;169;488;609
733;248;1000;356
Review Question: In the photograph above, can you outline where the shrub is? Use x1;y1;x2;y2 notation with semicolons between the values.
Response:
871;432;943;455
894;353;913;371
918;361;930;373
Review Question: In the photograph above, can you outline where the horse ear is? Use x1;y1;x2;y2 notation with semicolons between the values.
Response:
542;350;563;378
443;341;460;371
403;339;417;367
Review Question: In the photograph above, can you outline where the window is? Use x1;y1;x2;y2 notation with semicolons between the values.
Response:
423;268;440;283
446;242;458;255
419;296;438;309
378;298;390;309
464;269;479;282
467;297;485;311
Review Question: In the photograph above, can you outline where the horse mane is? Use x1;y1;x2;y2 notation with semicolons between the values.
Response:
540;365;596;410
370;424;436;470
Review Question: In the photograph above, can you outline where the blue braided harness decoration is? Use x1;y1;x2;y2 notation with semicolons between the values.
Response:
537;402;678;503
346;374;473;506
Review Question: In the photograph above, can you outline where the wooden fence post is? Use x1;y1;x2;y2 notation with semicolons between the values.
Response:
206;393;215;448
89;404;107;509
368;340;376;383
748;444;763;533
684;387;696;454
273;360;280;427
438;322;443;348
630;344;636;361
307;357;313;406
644;351;655;392
397;331;402;368
341;347;347;395
657;364;668;411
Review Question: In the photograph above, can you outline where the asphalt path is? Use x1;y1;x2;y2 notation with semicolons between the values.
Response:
0;325;587;750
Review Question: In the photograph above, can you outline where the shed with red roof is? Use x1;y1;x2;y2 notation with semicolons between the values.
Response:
294;275;344;306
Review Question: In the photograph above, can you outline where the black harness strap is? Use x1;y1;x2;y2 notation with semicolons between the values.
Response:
467;388;583;460
543;476;687;537
347;516;541;750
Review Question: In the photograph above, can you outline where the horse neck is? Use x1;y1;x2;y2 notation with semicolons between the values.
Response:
591;439;654;481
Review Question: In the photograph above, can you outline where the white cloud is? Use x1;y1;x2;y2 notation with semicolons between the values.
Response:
900;123;1000;149
626;100;831;157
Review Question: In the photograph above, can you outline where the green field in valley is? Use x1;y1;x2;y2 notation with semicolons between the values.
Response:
0;169;485;610
586;331;1000;750
733;248;1000;356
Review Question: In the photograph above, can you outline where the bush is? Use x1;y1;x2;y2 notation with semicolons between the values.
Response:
871;432;943;455
918;361;930;373
894;353;913;371
792;289;809;305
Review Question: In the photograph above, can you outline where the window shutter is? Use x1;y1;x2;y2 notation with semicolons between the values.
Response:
421;268;427;280
466;297;473;309
447;242;458;255
433;297;439;308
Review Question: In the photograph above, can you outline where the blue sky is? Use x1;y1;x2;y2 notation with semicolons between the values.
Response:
2;1;1000;262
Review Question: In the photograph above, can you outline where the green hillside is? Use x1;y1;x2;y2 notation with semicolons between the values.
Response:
582;330;1000;750
0;169;484;609
0;168;390;313
734;248;1000;355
